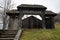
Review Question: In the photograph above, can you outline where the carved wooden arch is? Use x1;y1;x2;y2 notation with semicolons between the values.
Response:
19;10;46;29
6;4;47;29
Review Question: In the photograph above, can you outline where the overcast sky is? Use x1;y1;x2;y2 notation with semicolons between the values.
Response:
12;0;60;13
0;0;60;13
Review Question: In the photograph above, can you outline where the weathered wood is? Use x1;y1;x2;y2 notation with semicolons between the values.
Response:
40;11;46;29
8;16;19;30
22;16;42;28
21;10;42;15
50;17;55;28
12;17;19;30
45;16;55;29
8;16;13;29
19;14;23;29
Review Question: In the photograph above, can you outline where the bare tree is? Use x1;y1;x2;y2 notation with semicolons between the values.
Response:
3;0;14;30
0;6;3;8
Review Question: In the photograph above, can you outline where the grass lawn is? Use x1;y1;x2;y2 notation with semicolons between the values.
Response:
20;23;60;40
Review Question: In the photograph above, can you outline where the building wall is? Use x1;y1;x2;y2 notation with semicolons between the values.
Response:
22;16;42;29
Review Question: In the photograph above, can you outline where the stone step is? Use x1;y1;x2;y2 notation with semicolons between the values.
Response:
0;38;14;40
1;33;16;35
3;30;17;33
0;30;18;40
0;34;15;38
0;30;17;35
0;30;18;32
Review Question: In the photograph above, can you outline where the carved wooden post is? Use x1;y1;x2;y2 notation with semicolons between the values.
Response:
41;11;46;29
12;16;19;30
8;16;11;29
19;14;23;29
50;17;55;28
8;16;13;30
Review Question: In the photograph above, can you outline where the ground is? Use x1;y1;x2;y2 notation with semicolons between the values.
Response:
20;23;60;40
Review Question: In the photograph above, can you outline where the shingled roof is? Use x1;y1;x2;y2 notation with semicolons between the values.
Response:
17;4;47;8
45;11;57;16
17;4;47;10
6;10;19;16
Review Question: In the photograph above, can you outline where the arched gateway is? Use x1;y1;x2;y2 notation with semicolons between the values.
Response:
6;4;57;30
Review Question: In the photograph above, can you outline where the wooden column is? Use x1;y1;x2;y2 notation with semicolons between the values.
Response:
8;16;19;30
8;16;11;29
51;17;55;28
19;14;23;29
41;11;46;29
12;16;19;30
8;16;13;30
